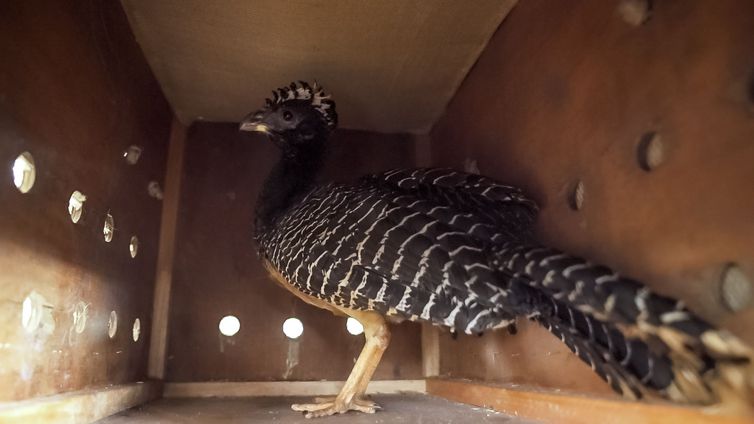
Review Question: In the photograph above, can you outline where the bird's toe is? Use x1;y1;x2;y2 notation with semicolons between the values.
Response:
291;396;381;418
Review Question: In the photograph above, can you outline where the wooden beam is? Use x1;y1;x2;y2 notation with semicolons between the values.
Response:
164;380;426;398
427;378;752;424
0;381;160;424
148;118;187;379
421;323;440;377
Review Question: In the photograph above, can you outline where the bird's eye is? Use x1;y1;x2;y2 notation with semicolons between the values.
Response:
282;110;293;121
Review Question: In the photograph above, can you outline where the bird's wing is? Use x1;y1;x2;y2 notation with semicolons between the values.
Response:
266;174;518;332
365;168;539;241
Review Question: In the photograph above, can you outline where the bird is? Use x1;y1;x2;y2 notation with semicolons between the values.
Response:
239;81;753;418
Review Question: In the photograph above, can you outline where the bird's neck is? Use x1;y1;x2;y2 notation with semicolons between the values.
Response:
255;136;327;235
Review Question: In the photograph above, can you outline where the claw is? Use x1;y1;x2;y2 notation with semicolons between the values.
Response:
291;396;380;418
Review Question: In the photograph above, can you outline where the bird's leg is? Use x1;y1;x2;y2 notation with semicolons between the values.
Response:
292;311;390;418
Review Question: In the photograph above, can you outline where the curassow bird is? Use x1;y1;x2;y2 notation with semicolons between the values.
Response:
239;81;753;418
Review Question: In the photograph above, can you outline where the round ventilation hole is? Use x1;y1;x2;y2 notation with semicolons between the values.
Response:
617;0;651;26
12;152;36;194
129;236;139;258
637;131;665;171
568;180;585;211
108;310;118;339
147;181;164;200
20;291;54;336
282;317;303;340
346;317;364;336
68;191;87;223
721;264;752;312
103;213;115;242
72;301;89;334
132;318;141;342
21;292;44;333
219;315;241;337
123;145;143;165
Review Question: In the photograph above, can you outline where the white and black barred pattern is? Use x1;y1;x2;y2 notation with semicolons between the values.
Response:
256;167;751;404
258;168;534;333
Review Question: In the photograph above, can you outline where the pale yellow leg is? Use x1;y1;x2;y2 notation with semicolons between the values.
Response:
291;311;391;419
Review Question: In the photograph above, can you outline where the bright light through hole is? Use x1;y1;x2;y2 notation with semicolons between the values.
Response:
12;152;35;193
108;311;118;339
219;315;240;337
72;301;88;334
21;296;36;331
68;191;86;223
21;291;47;333
129;236;139;258
103;213;114;242
346;317;364;336
282;317;303;339
132;318;141;342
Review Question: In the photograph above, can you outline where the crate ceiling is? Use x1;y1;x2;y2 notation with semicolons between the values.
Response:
121;0;516;133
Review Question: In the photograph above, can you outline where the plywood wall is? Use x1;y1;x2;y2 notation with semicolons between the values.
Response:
430;0;754;395
120;0;516;133
0;1;172;401
166;123;423;382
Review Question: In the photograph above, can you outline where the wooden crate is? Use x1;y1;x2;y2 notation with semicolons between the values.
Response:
1;1;752;422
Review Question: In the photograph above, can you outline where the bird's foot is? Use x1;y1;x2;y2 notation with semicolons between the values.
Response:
291;395;381;418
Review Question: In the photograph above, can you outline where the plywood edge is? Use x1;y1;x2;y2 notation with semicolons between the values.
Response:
164;380;426;398
421;323;440;377
426;378;751;424
148;117;187;379
0;381;161;424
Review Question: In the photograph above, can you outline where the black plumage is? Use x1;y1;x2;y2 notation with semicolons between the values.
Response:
240;81;752;416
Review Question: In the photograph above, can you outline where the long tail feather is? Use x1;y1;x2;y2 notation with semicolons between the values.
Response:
494;244;753;406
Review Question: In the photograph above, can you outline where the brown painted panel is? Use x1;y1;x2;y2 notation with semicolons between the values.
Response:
167;123;422;382
430;0;754;395
0;1;172;400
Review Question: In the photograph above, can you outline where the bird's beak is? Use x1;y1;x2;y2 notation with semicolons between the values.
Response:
238;112;270;134
239;121;270;133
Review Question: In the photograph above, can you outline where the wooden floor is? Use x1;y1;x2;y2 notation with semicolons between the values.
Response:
97;394;534;423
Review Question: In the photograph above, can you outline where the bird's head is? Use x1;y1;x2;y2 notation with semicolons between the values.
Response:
239;81;337;148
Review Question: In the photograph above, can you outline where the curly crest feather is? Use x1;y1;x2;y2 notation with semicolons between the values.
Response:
264;81;338;131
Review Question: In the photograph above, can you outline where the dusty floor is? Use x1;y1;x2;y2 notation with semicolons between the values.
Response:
98;394;534;423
